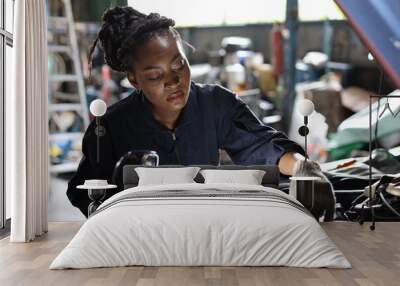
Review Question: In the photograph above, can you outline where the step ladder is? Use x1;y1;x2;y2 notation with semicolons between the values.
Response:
47;0;90;173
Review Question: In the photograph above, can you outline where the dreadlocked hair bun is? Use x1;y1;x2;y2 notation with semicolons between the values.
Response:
89;6;176;72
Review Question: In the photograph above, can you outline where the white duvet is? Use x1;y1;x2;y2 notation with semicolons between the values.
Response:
50;183;351;269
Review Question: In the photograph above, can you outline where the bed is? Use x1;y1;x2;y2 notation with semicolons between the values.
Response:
50;165;351;269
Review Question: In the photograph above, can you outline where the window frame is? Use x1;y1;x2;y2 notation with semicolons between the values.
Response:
0;0;13;231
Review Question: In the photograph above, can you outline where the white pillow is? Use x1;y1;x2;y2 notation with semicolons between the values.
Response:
135;167;200;186
200;169;266;185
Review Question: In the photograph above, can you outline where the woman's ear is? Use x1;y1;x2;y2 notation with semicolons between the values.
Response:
127;72;139;89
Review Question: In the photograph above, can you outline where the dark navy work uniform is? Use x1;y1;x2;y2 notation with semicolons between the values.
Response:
67;81;304;216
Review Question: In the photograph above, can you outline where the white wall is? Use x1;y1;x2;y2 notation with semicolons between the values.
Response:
128;0;344;27
128;0;285;27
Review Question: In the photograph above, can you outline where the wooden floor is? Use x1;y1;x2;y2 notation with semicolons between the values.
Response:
0;222;399;286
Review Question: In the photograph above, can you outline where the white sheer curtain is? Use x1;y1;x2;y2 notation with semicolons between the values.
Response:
6;0;48;242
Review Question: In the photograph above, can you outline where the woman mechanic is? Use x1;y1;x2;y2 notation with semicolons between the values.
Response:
67;6;306;217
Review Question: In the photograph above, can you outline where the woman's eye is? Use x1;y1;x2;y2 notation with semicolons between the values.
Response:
147;75;161;81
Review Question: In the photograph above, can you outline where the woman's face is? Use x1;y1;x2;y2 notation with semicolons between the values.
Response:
127;30;191;115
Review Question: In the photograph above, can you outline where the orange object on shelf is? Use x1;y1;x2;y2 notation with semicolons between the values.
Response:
336;159;357;169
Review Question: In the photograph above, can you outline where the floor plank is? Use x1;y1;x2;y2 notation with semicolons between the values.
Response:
0;222;399;286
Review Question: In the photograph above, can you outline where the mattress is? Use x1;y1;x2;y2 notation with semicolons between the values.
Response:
50;183;351;269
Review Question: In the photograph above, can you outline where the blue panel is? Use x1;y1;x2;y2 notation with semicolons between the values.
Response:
335;0;400;88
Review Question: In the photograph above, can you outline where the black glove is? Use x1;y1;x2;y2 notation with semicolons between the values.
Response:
290;159;336;221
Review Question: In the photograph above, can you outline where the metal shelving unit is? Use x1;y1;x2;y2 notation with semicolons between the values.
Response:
48;0;89;174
